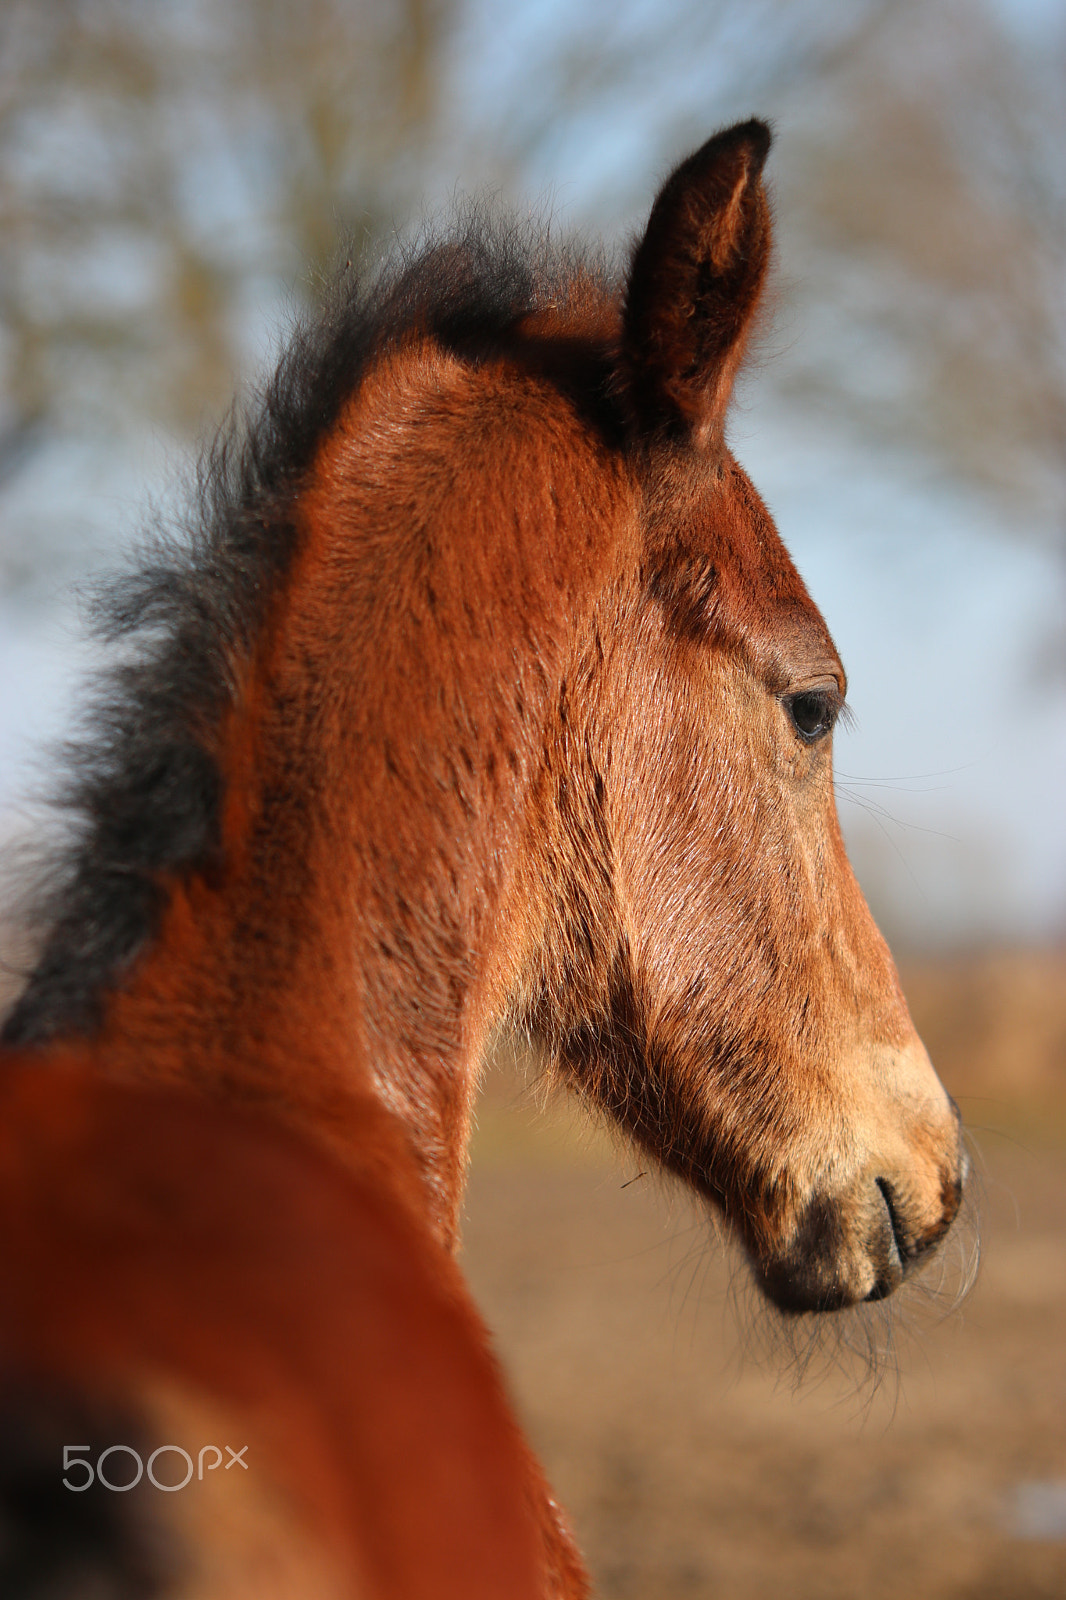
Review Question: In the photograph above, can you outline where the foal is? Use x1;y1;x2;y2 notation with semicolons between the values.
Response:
2;120;964;1595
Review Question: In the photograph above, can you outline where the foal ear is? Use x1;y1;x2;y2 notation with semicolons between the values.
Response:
623;119;772;448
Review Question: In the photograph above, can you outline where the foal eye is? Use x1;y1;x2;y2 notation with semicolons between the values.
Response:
784;689;838;743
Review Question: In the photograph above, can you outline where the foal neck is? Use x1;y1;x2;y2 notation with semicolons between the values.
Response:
23;322;626;1246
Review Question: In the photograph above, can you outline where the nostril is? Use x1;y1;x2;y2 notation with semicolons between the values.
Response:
875;1176;907;1263
865;1177;907;1303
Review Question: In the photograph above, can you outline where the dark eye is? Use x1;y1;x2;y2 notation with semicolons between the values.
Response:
784;689;839;743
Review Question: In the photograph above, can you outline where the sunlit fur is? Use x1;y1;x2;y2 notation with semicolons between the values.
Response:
1;121;965;1597
0;1062;548;1600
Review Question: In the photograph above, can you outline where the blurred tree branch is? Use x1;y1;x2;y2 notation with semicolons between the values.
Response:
0;0;457;451
0;0;1062;589
776;0;1066;546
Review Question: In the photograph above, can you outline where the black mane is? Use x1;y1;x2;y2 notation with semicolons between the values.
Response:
2;211;616;1047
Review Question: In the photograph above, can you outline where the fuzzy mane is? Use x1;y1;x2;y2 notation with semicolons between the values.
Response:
2;210;616;1048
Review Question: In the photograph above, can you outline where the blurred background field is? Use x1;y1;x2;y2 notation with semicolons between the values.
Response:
1;1;1063;1596
466;950;1066;1600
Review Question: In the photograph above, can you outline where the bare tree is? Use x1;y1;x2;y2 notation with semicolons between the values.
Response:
772;0;1066;546
1;0;1061;591
0;0;456;453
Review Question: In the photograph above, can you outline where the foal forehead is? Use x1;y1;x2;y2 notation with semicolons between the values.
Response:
652;452;845;691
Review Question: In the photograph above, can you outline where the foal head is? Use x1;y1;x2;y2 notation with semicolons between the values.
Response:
518;122;964;1313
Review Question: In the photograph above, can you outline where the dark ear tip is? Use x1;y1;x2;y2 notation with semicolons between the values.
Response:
692;118;773;177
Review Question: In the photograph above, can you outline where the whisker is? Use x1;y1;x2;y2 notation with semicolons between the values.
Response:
835;784;964;845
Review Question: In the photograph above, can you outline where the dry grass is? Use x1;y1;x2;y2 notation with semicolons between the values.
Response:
903;947;1066;1139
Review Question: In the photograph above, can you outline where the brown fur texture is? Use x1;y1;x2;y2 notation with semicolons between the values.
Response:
1;121;964;1595
0;1060;550;1599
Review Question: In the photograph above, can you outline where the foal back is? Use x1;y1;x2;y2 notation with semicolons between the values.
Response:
0;1060;545;1600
